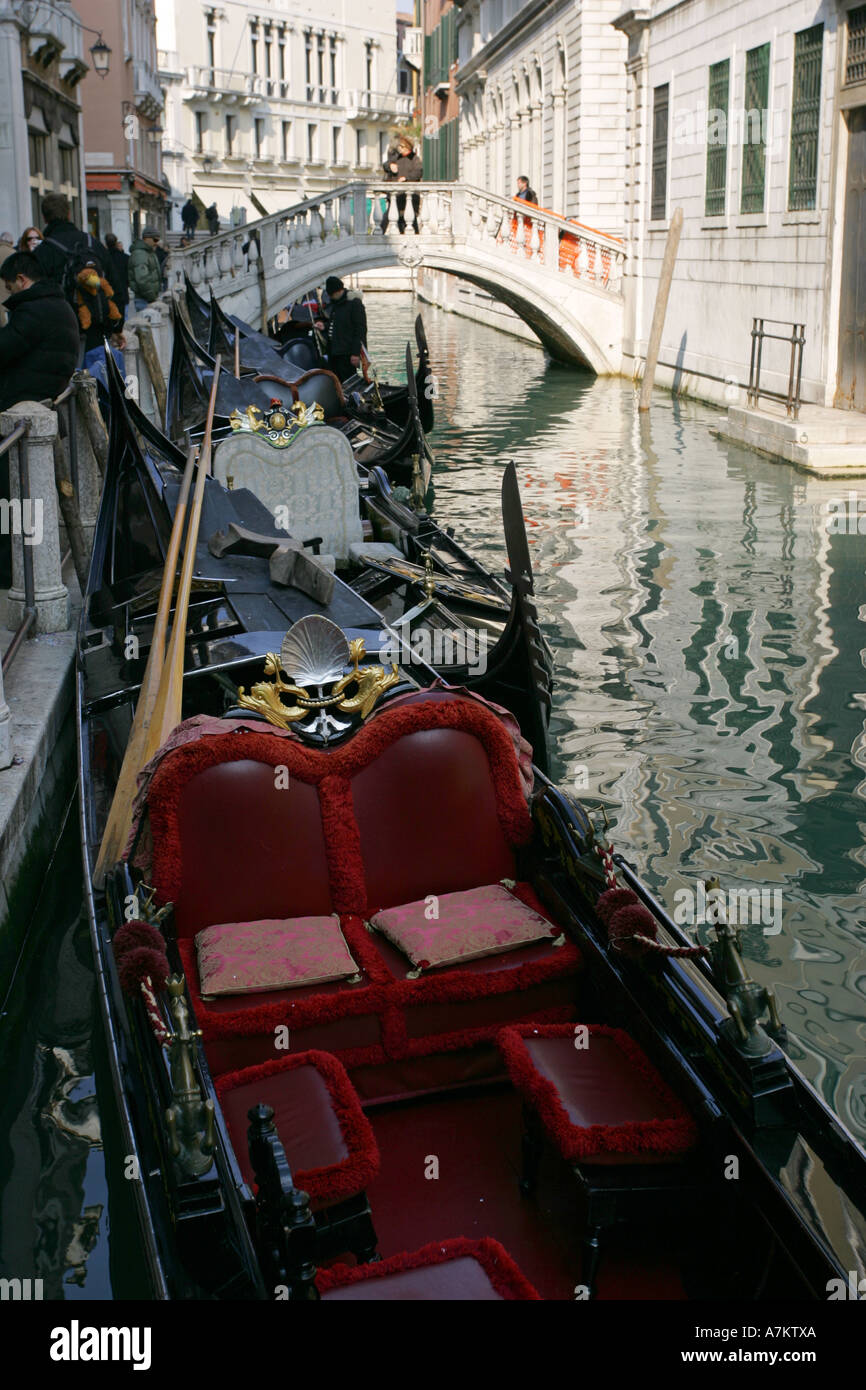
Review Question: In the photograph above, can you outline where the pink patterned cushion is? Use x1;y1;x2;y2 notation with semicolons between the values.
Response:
369;883;560;974
195;916;360;998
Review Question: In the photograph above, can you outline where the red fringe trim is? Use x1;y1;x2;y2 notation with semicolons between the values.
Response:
497;1023;698;1161
316;1236;541;1300
147;699;532;913
216;1049;380;1206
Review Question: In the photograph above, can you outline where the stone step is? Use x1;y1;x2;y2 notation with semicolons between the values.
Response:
788;443;866;475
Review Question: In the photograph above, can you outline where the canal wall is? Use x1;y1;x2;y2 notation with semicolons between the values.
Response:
0;298;175;998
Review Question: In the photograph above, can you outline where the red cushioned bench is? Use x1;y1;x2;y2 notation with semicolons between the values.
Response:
217;1050;380;1264
143;695;582;1094
497;1024;701;1298
316;1237;541;1301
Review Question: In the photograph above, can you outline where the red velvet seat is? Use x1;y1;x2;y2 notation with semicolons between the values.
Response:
497;1024;698;1164
316;1237;541;1301
143;699;582;1091
217;1050;379;1204
217;1050;381;1262
497;1024;700;1296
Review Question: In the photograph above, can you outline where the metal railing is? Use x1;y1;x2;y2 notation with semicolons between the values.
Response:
0;420;35;677
747;318;806;420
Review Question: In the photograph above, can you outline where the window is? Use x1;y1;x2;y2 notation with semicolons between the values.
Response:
28;129;51;226
365;41;373;96
650;83;669;221
846;5;866;84
705;59;730;216
307;122;317;161
255;117;265;159
399;67;410;95
741;43;770;213
206;9;216;82
278;28;286;81
332;126;341;163
195;111;205;153
250;20;258;73
317;33;325;100
225;113;235;157
789;24;823;210
305;31;312;100
356;126;365;166
264;24;272;81
282;120;292;162
378;130;388;163
330;36;337;97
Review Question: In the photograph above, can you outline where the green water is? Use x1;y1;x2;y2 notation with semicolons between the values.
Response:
2;287;863;1300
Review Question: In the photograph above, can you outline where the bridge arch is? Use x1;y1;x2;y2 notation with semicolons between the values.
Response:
172;182;625;375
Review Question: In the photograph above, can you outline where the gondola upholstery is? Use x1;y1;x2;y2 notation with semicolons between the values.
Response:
316;1237;541;1300
145;697;581;1087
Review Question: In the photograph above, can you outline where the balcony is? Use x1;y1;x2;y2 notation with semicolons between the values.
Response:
187;67;266;106
133;59;164;118
344;91;412;122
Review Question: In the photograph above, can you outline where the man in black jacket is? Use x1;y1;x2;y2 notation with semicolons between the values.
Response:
315;276;365;380
34;193;113;296
0;251;80;412
103;233;129;325
515;175;538;204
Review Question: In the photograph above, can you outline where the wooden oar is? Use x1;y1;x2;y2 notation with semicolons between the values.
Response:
92;443;199;888
144;354;222;765
233;323;240;380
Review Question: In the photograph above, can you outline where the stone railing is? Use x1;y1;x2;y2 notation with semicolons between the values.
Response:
0;296;175;767
169;181;626;305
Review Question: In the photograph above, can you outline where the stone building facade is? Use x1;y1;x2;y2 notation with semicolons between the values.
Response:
156;0;411;229
618;0;866;411
0;0;89;241
453;0;627;229
78;0;168;246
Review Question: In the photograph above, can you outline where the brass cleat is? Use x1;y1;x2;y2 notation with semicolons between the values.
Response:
163;975;216;1178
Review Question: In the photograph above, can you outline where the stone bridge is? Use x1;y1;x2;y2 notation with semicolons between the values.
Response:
167;182;626;373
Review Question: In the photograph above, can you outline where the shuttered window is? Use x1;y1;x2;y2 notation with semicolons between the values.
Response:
425;9;456;90
423;116;458;180
846;5;866;84
705;59;730;216
740;43;770;213
788;25;823;210
651;83;669;221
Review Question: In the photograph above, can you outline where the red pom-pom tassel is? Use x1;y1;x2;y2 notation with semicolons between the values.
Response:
117;946;170;995
596;887;639;925
608;903;659;956
113;921;165;958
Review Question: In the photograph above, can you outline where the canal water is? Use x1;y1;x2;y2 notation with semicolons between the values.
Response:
1;289;864;1297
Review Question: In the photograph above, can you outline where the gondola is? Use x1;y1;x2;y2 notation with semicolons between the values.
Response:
78;352;866;1304
183;275;436;467
170;297;431;493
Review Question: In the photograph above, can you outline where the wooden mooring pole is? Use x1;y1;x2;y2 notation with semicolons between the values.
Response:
639;207;683;412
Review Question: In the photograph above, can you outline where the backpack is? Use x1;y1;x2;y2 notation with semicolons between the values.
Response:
81;282;112;332
43;233;106;308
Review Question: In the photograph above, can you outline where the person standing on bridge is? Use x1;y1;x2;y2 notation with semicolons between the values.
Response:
381;136;422;234
514;175;538;204
315;275;365;381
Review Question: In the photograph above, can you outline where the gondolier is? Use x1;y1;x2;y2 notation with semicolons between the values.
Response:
316;275;365;381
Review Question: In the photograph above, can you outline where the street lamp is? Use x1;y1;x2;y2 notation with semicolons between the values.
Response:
201;154;214;175
89;36;111;77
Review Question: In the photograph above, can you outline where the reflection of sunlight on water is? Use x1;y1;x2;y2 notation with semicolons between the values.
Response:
367;291;866;1142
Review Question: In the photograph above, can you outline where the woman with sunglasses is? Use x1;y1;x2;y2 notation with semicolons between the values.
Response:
18;227;42;252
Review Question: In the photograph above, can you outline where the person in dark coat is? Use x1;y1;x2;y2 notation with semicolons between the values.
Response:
315;275;365;380
0;251;80;412
103;233;129;326
515;176;538;204
181;199;199;236
206;203;220;236
381;136;422;234
34;192;112;293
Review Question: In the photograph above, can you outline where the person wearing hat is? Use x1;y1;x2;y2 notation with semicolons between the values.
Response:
128;225;163;309
314;276;366;381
